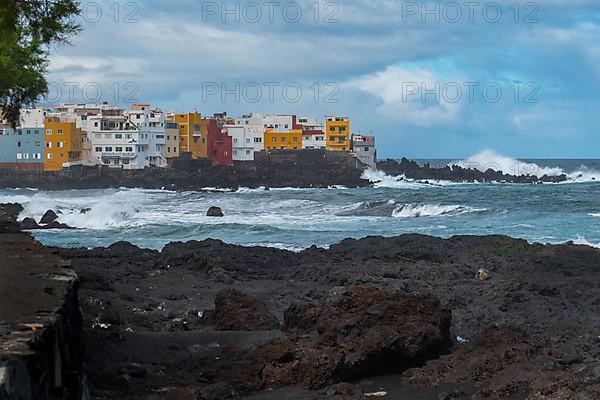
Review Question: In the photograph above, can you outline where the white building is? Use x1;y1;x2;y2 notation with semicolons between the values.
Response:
88;107;167;169
19;108;51;128
234;113;265;153
225;125;255;161
262;115;295;132
297;116;326;149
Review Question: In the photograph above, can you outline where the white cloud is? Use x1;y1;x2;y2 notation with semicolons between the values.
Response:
347;66;463;127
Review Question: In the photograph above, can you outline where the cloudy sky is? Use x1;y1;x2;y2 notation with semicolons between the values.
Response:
46;0;600;158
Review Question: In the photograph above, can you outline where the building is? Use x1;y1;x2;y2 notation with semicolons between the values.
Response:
325;116;350;151
165;112;205;159
206;119;233;166
351;134;377;168
164;121;180;160
264;128;303;150
226;125;255;161
0;125;44;170
298;116;326;149
263;115;295;132
43;116;83;171
88;106;167;169
234;113;265;153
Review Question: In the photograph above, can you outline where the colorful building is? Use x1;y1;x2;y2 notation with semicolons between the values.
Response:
325;116;350;151
166;112;205;159
206;119;233;166
43;116;83;171
264;128;303;150
0;126;45;170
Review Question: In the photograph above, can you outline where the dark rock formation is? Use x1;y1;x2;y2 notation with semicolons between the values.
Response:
54;232;600;399
0;149;369;191
255;286;451;389
377;158;568;183
0;204;86;399
40;209;59;224
206;206;224;217
20;217;41;230
203;289;280;331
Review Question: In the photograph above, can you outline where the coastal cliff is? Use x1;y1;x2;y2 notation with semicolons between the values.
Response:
0;204;86;400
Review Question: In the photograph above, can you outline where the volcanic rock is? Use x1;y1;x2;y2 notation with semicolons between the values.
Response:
260;285;452;389
207;206;224;217
40;209;59;224
20;217;41;230
203;289;280;331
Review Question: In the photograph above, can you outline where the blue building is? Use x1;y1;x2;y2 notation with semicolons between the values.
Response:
0;126;45;169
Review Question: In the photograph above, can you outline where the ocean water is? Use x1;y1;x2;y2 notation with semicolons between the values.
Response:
1;151;599;251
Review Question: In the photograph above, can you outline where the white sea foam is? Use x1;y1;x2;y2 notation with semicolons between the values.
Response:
572;236;600;248
451;149;600;183
360;168;456;188
391;204;484;218
589;213;600;218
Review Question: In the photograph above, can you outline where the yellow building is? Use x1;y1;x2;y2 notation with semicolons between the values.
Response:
264;129;303;150
43;116;83;171
165;112;206;159
325;116;350;151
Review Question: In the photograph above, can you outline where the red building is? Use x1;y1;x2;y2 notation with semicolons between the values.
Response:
206;119;233;166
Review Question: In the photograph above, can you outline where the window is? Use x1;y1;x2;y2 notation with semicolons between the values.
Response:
125;134;132;139
254;137;262;143
245;150;251;155
16;153;22;160
285;124;288;129
105;147;113;152
293;137;298;142
46;129;52;135
57;142;64;148
115;134;123;139
17;141;21;147
95;133;102;139
34;153;41;159
364;147;370;152
46;142;52;148
233;150;238;155
35;141;41;147
246;138;250;143
47;153;53;159
281;137;286;142
233;138;238;143
24;153;29;159
95;147;102;152
126;147;133;152
57;129;63;134
116;147;123;152
105;134;112;139
272;137;276;143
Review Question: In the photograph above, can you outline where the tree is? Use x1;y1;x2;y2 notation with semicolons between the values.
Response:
0;0;81;127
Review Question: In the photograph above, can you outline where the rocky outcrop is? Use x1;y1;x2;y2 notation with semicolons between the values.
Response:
377;158;568;183
255;286;452;389
206;206;224;217
40;209;59;224
0;204;86;400
203;289;280;330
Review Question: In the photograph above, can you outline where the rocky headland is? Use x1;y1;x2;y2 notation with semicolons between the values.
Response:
52;227;600;398
376;158;569;183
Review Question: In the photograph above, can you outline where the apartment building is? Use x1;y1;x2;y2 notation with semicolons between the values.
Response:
0;125;45;170
164;122;180;160
234;113;264;152
226;125;255;161
44;116;83;171
325;116;350;151
264;128;303;150
206;119;233;166
165;112;205;159
298;116;326;149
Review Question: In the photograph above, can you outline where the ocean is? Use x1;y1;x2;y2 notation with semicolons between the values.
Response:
1;152;599;250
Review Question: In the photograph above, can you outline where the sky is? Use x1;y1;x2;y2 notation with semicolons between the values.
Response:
45;0;600;158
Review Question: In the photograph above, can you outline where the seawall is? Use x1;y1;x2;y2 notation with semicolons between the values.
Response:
0;204;86;400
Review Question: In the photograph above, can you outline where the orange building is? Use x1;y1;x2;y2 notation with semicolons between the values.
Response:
165;112;206;159
264;129;303;150
325;116;350;151
43;116;83;171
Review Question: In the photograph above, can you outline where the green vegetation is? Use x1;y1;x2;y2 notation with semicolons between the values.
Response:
0;0;81;127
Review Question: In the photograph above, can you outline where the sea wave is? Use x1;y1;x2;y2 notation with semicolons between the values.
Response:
391;203;484;218
572;236;600;249
360;168;457;188
451;149;600;183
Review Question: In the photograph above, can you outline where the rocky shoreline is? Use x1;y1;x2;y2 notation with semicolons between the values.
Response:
0;152;577;193
2;203;599;399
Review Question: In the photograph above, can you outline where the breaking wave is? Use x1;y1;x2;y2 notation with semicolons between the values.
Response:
391;203;484;218
451;149;600;183
572;236;600;249
360;168;456;188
